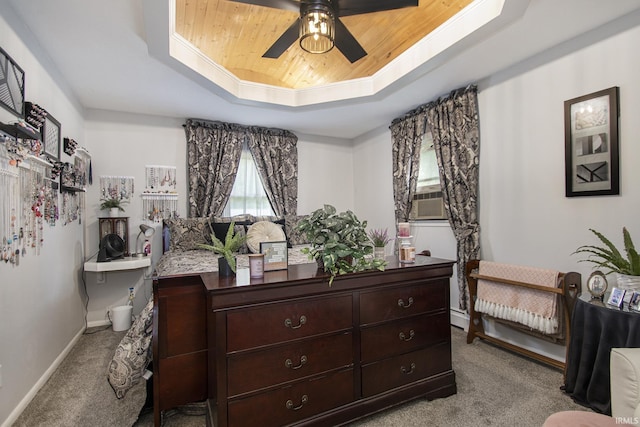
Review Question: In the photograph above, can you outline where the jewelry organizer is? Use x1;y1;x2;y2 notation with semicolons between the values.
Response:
0;129;57;265
141;165;178;222
99;175;134;203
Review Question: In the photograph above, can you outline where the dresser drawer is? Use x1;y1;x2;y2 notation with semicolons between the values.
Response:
227;368;354;427
228;332;353;397
360;281;447;325
360;312;449;363
361;342;452;397
226;295;353;351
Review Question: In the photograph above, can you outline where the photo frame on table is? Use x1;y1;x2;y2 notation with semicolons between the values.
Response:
42;113;61;161
260;241;288;271
564;86;619;197
586;270;608;300
629;291;640;312
0;46;25;117
606;287;626;309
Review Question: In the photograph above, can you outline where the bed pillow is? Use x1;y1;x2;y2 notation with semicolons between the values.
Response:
107;299;154;399
164;217;212;252
211;214;255;254
246;220;287;253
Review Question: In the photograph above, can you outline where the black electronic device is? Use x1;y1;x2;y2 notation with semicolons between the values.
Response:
97;233;126;262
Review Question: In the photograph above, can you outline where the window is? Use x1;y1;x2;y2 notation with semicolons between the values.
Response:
223;145;274;217
417;131;441;191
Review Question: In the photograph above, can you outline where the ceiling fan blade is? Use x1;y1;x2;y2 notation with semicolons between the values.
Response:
263;18;301;58
334;19;366;63
226;0;299;12
337;0;418;17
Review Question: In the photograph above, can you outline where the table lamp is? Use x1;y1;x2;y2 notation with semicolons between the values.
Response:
133;224;155;257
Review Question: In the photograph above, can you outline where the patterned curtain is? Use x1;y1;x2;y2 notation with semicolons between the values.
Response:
246;127;298;218
390;108;428;226
425;85;481;310
184;119;244;217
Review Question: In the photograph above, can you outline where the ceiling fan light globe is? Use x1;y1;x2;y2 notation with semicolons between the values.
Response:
300;1;335;54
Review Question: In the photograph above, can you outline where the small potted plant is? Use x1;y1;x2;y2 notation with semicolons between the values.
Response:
369;228;391;260
573;227;640;290
296;204;386;285
198;221;247;277
100;197;127;217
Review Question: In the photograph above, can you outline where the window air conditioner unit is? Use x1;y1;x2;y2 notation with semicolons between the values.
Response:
410;188;446;220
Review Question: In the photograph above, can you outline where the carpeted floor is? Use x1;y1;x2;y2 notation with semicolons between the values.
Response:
15;326;590;426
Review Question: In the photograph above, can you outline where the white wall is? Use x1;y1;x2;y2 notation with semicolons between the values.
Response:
79;115;355;324
4;4;640;426
82;111;186;325
0;6;86;425
354;16;640;362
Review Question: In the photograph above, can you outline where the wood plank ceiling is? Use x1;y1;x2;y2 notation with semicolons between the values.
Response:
175;0;474;89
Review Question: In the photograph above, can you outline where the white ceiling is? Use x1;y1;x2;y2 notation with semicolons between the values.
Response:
5;0;640;140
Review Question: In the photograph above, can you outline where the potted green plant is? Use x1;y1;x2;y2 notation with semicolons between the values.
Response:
198;221;247;276
573;227;640;289
296;204;387;285
369;227;391;260
100;197;127;216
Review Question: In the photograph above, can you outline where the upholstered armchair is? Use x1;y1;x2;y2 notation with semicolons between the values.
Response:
543;347;640;426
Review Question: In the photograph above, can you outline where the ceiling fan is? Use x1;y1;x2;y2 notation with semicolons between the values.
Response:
228;0;419;63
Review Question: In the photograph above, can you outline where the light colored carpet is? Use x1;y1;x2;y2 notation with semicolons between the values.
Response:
15;326;590;426
13;327;146;427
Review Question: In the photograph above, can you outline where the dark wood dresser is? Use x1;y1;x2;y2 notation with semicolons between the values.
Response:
153;256;456;426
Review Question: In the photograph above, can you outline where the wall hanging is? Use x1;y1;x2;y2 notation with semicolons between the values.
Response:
0;46;25;117
564;86;619;197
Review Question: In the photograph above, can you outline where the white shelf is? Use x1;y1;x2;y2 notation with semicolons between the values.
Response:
84;255;151;272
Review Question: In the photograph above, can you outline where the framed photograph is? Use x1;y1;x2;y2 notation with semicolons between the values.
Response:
42;112;61;161
629;291;640;312
606;287;626;309
564;87;619;197
260;241;288;271
586;270;608;299
0;46;25;117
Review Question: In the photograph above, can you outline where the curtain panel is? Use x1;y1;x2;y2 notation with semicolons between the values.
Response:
185;119;299;222
390;107;428;225
390;85;480;311
246;127;298;218
425;85;480;311
185;119;244;217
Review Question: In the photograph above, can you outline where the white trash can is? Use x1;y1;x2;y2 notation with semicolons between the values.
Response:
111;305;133;331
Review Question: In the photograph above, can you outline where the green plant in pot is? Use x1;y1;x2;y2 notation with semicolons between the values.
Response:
573;227;640;289
296;204;387;285
100;197;127;211
369;227;391;260
198;221;247;277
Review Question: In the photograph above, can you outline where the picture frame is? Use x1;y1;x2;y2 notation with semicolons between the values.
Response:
587;270;608;300
0;46;25;117
629;291;640;312
42;112;61;161
564;86;619;197
606;287;626;309
260;241;288;271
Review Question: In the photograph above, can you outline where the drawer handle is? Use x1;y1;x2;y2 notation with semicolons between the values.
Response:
398;297;414;308
285;394;308;411
399;330;415;341
285;355;308;370
401;362;416;375
284;315;307;329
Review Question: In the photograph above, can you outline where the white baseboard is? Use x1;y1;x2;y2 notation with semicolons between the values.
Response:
450;307;469;330
87;319;112;328
2;326;86;427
